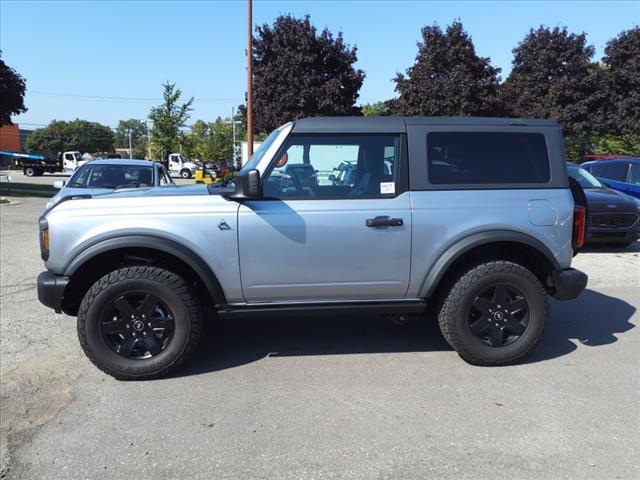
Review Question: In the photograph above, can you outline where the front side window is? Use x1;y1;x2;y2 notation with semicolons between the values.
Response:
262;135;401;198
600;162;629;182
427;132;550;184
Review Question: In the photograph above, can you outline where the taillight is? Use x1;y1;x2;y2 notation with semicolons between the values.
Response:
572;206;586;249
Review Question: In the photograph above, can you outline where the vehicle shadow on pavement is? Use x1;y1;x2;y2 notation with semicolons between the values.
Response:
581;242;640;254
176;289;635;377
523;288;636;364
177;313;450;377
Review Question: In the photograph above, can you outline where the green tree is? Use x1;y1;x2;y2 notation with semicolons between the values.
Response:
0;54;27;126
244;14;365;133
602;27;640;136
148;82;193;160
25;119;114;154
183;117;238;165
115;119;148;158
501;26;606;136
361;102;389;116
392;21;503;116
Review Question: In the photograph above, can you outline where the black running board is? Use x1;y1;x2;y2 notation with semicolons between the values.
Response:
217;300;427;320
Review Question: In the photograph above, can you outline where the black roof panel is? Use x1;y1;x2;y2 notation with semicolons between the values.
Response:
291;116;559;133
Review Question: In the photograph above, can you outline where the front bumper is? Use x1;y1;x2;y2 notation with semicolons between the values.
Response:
585;230;640;244
37;271;69;313
551;268;588;300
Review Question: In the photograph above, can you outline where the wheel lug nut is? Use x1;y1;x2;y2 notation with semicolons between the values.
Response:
126;324;130;328
148;323;151;327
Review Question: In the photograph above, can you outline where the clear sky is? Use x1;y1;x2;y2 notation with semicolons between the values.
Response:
1;0;638;129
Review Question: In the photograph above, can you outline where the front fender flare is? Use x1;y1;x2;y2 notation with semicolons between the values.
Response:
63;234;227;305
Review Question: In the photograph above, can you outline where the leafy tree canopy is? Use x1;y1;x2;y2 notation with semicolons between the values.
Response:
0;54;27;126
247;14;365;133
392;21;503;117
361;102;389;116
148;82;193;160
115;119;148;159
602;27;640;135
502;26;606;136
182;117;241;164
25;119;114;154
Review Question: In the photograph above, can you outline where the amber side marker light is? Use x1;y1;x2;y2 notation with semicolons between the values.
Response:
42;228;49;250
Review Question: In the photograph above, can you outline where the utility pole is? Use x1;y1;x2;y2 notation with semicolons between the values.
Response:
147;121;152;160
231;107;237;168
128;129;132;159
246;0;254;157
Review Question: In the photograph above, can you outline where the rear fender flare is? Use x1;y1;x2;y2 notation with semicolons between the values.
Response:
419;230;560;298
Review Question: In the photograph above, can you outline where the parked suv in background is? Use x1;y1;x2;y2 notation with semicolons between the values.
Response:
37;117;588;380
581;157;640;199
567;162;640;247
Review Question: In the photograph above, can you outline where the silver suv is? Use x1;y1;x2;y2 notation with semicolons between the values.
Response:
37;117;588;380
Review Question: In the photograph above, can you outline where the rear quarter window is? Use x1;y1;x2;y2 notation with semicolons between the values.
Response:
427;132;551;185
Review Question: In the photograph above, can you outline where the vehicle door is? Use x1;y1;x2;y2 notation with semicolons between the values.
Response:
237;133;412;303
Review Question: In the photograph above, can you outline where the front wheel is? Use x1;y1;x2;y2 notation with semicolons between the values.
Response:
180;169;192;179
77;266;202;380
438;260;548;366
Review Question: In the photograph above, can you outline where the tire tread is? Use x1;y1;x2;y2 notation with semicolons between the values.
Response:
77;266;201;380
438;260;549;366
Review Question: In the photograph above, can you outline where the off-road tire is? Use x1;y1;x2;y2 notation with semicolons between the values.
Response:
78;266;201;380
438;260;549;366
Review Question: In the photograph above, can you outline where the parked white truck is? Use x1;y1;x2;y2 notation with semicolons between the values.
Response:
167;153;197;179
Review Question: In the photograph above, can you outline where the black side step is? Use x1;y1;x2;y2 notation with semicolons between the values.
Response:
217;301;427;320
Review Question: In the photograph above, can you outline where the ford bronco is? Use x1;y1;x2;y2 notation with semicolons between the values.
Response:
37;117;588;380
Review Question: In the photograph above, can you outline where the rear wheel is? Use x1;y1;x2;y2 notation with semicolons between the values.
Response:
438;260;548;366
24;167;36;177
77;266;201;380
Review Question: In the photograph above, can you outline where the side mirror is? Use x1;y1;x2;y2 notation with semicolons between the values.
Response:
225;169;261;199
53;180;66;189
328;174;336;182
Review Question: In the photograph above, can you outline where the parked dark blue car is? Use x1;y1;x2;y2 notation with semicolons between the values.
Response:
581;157;640;199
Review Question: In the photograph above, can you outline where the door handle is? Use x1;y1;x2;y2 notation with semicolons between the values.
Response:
366;216;403;227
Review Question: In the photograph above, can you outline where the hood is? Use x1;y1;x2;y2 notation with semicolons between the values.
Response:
584;187;639;212
92;184;210;200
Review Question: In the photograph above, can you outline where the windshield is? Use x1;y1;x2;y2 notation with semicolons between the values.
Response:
568;164;603;189
239;126;285;174
66;164;155;189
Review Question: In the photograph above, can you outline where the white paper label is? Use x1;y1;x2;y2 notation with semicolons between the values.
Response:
380;182;395;194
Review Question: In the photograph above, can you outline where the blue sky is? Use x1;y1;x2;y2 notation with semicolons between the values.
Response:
1;0;638;129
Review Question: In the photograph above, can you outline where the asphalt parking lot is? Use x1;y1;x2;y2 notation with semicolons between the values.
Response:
1;196;638;480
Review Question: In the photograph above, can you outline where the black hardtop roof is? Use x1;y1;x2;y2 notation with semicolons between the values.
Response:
292;116;560;133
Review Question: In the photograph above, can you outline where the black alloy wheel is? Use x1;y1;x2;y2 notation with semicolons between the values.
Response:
467;284;529;347
101;292;175;359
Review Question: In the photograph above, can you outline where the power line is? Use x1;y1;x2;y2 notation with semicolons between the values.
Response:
29;91;243;104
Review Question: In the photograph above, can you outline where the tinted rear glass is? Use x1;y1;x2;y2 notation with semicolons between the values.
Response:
427;132;550;184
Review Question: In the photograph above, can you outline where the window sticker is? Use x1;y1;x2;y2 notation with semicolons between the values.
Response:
380;182;395;194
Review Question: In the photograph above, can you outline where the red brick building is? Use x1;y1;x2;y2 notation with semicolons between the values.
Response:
0;124;21;152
